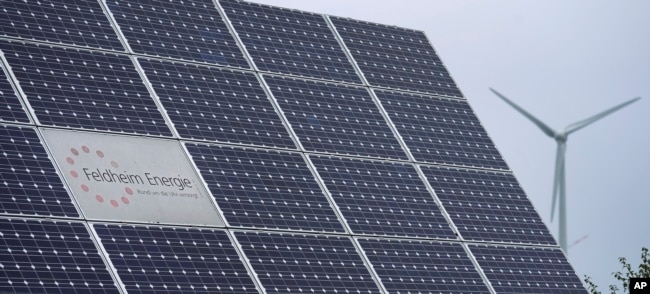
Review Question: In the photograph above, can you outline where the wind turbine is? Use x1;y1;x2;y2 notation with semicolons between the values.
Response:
489;88;640;252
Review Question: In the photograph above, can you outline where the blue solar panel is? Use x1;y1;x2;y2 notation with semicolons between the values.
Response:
106;0;249;68
186;143;344;232
0;1;587;293
220;0;361;83
469;244;585;293
358;238;490;293
0;0;124;51
0;64;30;123
264;75;407;160
0;217;119;293
139;58;295;148
330;17;462;97
0;125;78;217
235;231;381;293
375;89;509;170
1;40;172;136
421;166;556;245
93;224;258;293
310;155;456;239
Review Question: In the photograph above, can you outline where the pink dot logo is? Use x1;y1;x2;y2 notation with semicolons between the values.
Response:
66;145;132;209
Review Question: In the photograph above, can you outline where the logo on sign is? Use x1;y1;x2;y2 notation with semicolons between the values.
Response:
65;145;132;208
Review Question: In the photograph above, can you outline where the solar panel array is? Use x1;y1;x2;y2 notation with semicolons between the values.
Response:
0;0;585;293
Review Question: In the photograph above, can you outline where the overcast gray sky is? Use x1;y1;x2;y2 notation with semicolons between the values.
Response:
250;0;649;289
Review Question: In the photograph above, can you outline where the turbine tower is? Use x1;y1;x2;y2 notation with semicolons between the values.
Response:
489;88;640;252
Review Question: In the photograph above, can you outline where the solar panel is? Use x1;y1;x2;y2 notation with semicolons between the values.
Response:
421;166;556;245
1;40;172;136
357;238;490;293
138;58;295;148
0;0;124;51
375;89;509;170
0;63;30;123
105;0;249;68
310;155;456;239
234;231;381;293
264;75;407;160
185;143;344;233
469;244;585;293
0;124;78;217
220;0;362;83
0;217;119;293
0;0;586;292
93;223;258;293
330;17;462;97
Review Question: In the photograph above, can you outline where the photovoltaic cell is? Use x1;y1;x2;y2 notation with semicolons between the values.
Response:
375;89;509;170
1;40;172;136
469;244;585;293
186;143;344;232
93;224;258;293
0;0;124;51
0;64;30;123
358;238;490;293
0;218;119;293
220;0;361;83
310;155;456;239
234;231;381;294
265;75;407;160
0;125;78;217
331;17;462;97
139;58;295;148
106;0;249;68
421;166;556;245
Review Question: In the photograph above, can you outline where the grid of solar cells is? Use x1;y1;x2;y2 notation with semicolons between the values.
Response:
0;218;119;293
139;58;295;148
331;17;462;97
105;0;249;68
0;0;123;51
0;125;78;217
220;0;361;83
1;40;172;136
93;224;258;293
186;143;344;232
469;244;585;293
264;75;407;160
358;238;490;293
421;166;556;245
0;64;30;123
234;231;380;293
375;89;509;170
310;155;456;239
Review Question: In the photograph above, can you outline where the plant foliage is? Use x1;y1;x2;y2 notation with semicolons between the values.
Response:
585;247;649;294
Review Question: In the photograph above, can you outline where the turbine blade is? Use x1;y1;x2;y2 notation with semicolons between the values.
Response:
565;97;641;135
490;88;558;138
550;142;565;222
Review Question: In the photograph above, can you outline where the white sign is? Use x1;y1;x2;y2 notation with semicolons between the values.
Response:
42;129;223;226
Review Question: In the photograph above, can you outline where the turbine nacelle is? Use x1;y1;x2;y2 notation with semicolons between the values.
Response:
554;133;567;143
490;87;640;253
